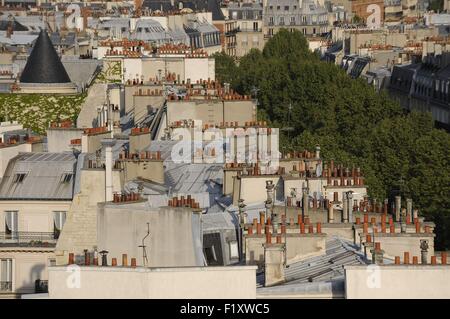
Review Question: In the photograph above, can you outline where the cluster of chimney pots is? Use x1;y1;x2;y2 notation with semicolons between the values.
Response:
112;192;142;203
68;252;138;268
168;195;200;209
118;150;161;160
246;211;322;245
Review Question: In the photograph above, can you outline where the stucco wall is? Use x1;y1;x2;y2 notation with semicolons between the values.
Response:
48;265;257;299
120;160;164;184
0;249;54;294
245;234;326;267
237;176;281;205
0;201;71;233
167;100;255;128
97;204;202;267
345;265;450;299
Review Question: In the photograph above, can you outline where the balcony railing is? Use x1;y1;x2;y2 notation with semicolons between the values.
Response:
0;281;12;292
0;232;57;247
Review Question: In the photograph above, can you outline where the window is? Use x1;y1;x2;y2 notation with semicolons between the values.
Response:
269;16;274;25
232;11;237;20
5;211;18;239
285;6;289;11
53;211;66;239
0;259;13;292
229;241;239;259
204;246;218;265
13;173;26;183
279;17;285;25
61;173;73;183
277;6;280;10
253;22;258;31
290;16;295;25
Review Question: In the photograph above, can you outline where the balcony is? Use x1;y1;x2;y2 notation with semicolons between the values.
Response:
0;232;57;248
0;281;12;292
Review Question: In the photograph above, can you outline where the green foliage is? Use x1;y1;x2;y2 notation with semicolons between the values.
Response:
95;60;123;83
215;29;450;249
429;0;444;12
0;93;86;134
213;52;238;86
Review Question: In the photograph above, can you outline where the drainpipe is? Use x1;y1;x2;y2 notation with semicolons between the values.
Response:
101;138;116;202
238;199;246;263
342;191;348;223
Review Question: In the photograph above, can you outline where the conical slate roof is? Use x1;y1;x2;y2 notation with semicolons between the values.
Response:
20;29;71;84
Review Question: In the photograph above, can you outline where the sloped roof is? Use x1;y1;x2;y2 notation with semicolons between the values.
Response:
0;152;77;200
0;18;28;31
20;29;72;84
256;237;369;290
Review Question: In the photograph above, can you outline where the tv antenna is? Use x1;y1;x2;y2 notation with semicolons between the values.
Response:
139;222;150;267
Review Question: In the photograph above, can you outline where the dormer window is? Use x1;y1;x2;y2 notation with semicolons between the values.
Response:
13;173;26;183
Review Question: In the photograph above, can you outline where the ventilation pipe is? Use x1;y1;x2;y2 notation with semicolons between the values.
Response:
342;192;348;223
395;195;401;222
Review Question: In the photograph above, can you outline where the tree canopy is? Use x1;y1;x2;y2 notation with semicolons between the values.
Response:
215;29;450;249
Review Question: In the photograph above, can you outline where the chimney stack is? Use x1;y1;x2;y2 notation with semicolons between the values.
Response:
406;198;412;224
101;139;117;202
395;195;401;222
327;202;334;223
420;240;429;265
371;242;384;264
342;192;348;223
263;243;285;286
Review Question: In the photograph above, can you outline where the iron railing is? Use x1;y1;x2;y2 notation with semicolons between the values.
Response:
0;281;12;292
0;232;57;247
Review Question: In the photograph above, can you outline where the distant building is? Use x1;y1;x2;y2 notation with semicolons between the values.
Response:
0;152;77;296
263;0;329;39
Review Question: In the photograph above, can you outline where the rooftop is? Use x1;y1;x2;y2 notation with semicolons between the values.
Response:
0;152;77;201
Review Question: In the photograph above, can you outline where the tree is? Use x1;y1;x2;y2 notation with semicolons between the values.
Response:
212;52;238;86
214;30;450;249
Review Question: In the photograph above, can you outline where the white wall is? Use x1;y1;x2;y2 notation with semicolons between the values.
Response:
345;265;450;299
49;266;257;299
0;143;31;179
